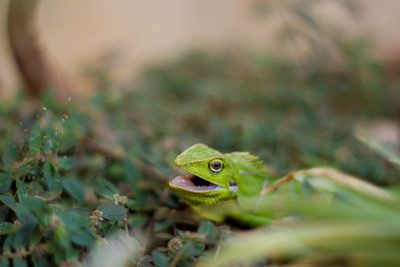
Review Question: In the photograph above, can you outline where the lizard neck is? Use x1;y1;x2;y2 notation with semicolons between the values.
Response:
226;152;270;196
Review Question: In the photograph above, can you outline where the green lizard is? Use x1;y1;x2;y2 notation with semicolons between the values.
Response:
169;143;273;225
169;144;393;226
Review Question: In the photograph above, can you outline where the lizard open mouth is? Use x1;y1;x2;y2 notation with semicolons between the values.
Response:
169;175;222;192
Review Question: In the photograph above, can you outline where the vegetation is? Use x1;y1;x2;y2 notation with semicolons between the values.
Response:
1;38;400;266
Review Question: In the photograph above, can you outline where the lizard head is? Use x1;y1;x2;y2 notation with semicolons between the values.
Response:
169;143;238;206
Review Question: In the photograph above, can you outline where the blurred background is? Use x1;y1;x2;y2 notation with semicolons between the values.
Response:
1;0;400;96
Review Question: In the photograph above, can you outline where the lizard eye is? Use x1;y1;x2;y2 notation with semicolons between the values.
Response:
209;159;223;173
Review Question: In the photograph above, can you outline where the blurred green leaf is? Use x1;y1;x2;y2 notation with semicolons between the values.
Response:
62;178;85;203
0;206;10;221
43;161;62;190
0;222;21;235
128;213;148;228
12;222;37;249
1;143;17;166
57;157;77;171
96;177;119;197
14;204;35;223
98;204;128;221
15;179;28;200
124;157;142;184
57;209;91;230
69;229;96;247
0;258;9;267
43;127;59;155
29;122;42;155
54;224;70;249
197;221;218;243
3;234;15;252
32;254;51;267
0;172;13;194
357;134;400;169
12;257;27;267
0;194;16;210
185;241;205;258
152;251;169;267
19;197;46;215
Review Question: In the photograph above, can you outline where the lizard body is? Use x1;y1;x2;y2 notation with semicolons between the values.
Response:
169;144;393;226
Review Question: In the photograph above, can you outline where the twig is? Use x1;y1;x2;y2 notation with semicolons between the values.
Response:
7;0;71;100
294;167;394;201
0;243;49;259
259;173;295;196
253;167;394;214
253;173;295;213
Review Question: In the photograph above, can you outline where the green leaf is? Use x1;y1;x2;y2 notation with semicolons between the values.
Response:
124;157;142;184
128;214;148;228
69;229;95;247
0;206;10;221
43;127;59;155
129;161;151;207
98;204;128;221
32;254;51;267
15;178;28;200
0;258;9;267
62;178;85;203
356;134;400;169
54;224;70;249
96;177;119;197
29;122;42;154
0;222;21;235
12;221;37;249
12;257;27;267
43;162;62;190
197;221;218;243
15;203;36;223
185;241;205;257
19;197;47;215
53;244;66;263
0;194;16;210
152;251;169;267
1;142;17;166
57;209;91;230
0;172;13;194
155;220;173;232
57;157;76;171
29;229;42;247
65;246;80;261
3;233;15;252
108;162;125;177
